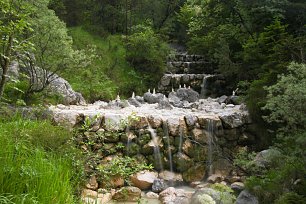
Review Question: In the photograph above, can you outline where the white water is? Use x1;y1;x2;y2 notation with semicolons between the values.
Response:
163;122;173;172
148;125;164;171
207;119;215;176
178;125;184;154
125;126;132;155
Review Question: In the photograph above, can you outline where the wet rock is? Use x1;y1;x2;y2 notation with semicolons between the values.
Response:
159;187;190;204
173;152;194;172
146;191;159;199
191;128;210;144
183;164;206;183
207;174;224;184
141;137;163;155
159;170;184;185
113;186;141;202
167;118;180;136
152;179;168;193
236;190;259;204
130;170;158;190
148;115;163;128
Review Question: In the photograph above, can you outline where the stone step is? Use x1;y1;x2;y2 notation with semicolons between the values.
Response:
167;61;214;74
167;54;206;62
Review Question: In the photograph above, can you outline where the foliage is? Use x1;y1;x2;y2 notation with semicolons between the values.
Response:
127;24;170;88
263;62;306;133
66;27;146;101
0;0;32;100
97;156;153;188
0;118;84;204
211;183;236;204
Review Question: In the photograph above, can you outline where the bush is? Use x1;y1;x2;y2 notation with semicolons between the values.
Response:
126;24;170;88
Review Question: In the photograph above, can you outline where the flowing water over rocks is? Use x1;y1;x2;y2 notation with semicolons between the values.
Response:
48;53;255;204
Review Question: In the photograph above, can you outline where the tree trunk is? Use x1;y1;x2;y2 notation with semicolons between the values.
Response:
0;35;13;100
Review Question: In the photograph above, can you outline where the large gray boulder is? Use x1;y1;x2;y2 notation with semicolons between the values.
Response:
176;88;199;103
235;190;258;204
144;92;164;104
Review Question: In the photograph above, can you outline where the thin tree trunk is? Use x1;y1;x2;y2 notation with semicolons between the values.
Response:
0;35;13;100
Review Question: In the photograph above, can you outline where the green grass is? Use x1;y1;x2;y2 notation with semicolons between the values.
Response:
64;27;146;102
0;117;84;204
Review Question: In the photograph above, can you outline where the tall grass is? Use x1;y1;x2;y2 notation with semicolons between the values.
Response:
65;27;146;102
0;118;83;204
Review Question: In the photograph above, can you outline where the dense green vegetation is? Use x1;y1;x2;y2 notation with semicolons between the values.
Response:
0;115;84;203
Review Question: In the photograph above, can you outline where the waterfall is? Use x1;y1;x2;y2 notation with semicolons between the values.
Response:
206;119;215;176
178;125;184;154
200;75;209;99
148;125;164;171
163;122;173;172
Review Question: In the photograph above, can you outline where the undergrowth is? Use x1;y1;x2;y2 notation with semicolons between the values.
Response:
0;116;84;204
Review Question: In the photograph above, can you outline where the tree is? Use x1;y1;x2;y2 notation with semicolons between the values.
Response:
0;0;31;100
17;0;87;101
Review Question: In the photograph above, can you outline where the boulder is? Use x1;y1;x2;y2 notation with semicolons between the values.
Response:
159;187;190;204
159;170;184;185
253;149;282;169
113;186;141;202
128;98;142;107
157;97;173;110
144;92;164;104
130;170;158;190
236;190;259;204
191;128;210;144
146;191;159;199
173;152;194;172
207;174;224;184
191;187;232;204
183;164;206;183
148;115;163;128
152;179;168;193
219;111;251;129
176;88;199;102
184;114;198;128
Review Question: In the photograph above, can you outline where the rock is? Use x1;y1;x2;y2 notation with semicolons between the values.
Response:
253;149;282;169
144;92;164;104
219;111;251;129
231;182;245;194
191;188;224;204
191;128;210;145
173;153;194;172
82;189;98;199
97;192;112;204
212;158;234;177
183;164;206;183
217;95;228;104
130;170;158;190
236;190;259;204
128;98;142;107
104;113;126;131
135;96;145;103
148;115;163;128
168;92;183;107
159;170;184;185
152;179;168;193
86;175;98;190
207;174;224;184
160;75;172;86
159;187;190;204
167;117;180;136
184;115;198;128
99;175;124;189
176;88;199;102
157;97;173;110
113;186;141;202
146;191;159;199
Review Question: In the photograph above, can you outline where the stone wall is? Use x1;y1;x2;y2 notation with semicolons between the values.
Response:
50;103;253;184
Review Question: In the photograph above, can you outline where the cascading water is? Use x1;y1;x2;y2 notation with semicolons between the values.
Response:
178;125;184;154
206;119;215;176
147;125;164;171
163;122;173;172
200;75;213;99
